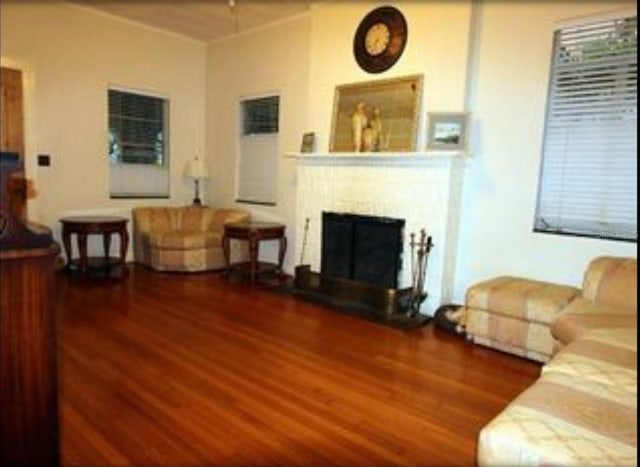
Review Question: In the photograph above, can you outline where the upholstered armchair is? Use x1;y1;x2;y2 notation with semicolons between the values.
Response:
132;206;250;272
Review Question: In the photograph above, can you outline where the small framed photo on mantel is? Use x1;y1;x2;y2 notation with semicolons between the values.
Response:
300;132;316;153
426;112;469;152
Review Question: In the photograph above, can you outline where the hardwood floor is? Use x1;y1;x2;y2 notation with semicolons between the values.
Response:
56;266;540;466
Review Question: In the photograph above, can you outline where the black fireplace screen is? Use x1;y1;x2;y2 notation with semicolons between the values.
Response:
321;212;404;289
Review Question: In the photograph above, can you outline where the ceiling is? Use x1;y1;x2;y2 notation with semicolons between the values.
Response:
69;0;313;42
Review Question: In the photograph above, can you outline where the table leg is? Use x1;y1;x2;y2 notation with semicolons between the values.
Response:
278;235;287;276
62;226;73;270
103;232;111;260
249;236;259;286
78;232;88;275
119;226;129;275
222;234;230;277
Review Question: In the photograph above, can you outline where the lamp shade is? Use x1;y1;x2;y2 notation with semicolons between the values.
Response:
184;157;209;179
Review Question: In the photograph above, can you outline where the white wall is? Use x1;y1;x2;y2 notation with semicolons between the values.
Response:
1;2;206;258
307;1;472;152
453;0;637;299
205;14;311;270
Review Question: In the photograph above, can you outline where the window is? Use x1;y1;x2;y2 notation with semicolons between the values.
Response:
534;15;637;241
108;89;169;198
236;95;280;205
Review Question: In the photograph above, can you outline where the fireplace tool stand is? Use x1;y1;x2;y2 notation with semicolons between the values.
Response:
408;230;433;317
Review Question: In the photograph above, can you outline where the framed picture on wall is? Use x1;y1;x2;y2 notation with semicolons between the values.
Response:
426;112;469;151
329;74;423;153
300;132;316;153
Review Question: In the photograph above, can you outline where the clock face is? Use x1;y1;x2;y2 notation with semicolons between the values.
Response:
364;22;391;56
353;6;408;74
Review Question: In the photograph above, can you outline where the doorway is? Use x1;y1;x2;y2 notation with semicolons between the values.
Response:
1;67;26;219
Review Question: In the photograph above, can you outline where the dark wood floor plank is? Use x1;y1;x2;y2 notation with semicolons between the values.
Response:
57;266;540;466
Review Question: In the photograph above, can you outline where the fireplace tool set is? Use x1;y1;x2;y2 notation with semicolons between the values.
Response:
409;229;433;316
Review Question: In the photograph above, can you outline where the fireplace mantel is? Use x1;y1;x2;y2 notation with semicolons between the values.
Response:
286;151;467;166
293;150;466;316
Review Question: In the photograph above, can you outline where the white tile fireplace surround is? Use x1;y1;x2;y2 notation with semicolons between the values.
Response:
291;153;466;316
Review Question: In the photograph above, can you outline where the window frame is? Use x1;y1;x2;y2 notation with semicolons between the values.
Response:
235;93;280;206
533;12;637;242
108;86;171;199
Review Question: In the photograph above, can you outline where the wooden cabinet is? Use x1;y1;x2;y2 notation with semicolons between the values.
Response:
0;244;60;466
1;153;60;465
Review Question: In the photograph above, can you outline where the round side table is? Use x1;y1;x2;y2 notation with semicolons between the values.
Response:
59;216;129;278
222;221;287;285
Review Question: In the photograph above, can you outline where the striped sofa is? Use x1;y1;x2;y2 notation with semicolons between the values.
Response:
477;256;637;466
132;206;250;272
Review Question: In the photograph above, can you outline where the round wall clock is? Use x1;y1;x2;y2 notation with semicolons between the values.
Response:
353;6;408;74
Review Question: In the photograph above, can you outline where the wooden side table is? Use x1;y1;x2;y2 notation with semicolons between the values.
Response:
60;216;129;278
222;221;287;285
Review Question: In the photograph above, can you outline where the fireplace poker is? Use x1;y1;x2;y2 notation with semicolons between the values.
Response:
416;231;433;304
299;217;310;265
410;231;417;293
416;229;427;301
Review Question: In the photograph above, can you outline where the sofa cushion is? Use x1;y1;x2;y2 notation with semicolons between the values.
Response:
148;231;221;250
582;256;637;313
466;276;580;324
543;328;637;393
551;297;637;345
478;370;637;466
465;307;557;361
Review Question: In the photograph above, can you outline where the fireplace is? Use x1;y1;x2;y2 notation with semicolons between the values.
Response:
292;156;464;316
321;212;404;289
293;211;423;327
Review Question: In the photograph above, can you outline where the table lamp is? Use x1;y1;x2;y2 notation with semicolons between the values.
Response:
184;156;209;206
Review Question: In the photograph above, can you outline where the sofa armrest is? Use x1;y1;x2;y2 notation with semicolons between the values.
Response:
582;256;637;313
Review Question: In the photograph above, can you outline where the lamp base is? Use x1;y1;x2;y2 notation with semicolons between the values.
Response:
192;179;203;206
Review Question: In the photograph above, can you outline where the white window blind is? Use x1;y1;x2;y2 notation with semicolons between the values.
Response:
237;95;279;205
534;15;637;241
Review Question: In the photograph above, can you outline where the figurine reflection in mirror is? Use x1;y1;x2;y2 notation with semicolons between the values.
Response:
351;102;384;152
370;107;383;151
351;101;368;152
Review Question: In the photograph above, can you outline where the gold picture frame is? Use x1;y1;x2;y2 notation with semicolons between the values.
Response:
329;74;423;153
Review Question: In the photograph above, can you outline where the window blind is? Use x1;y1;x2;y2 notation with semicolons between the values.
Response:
242;96;279;135
534;15;637;241
109;90;166;165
